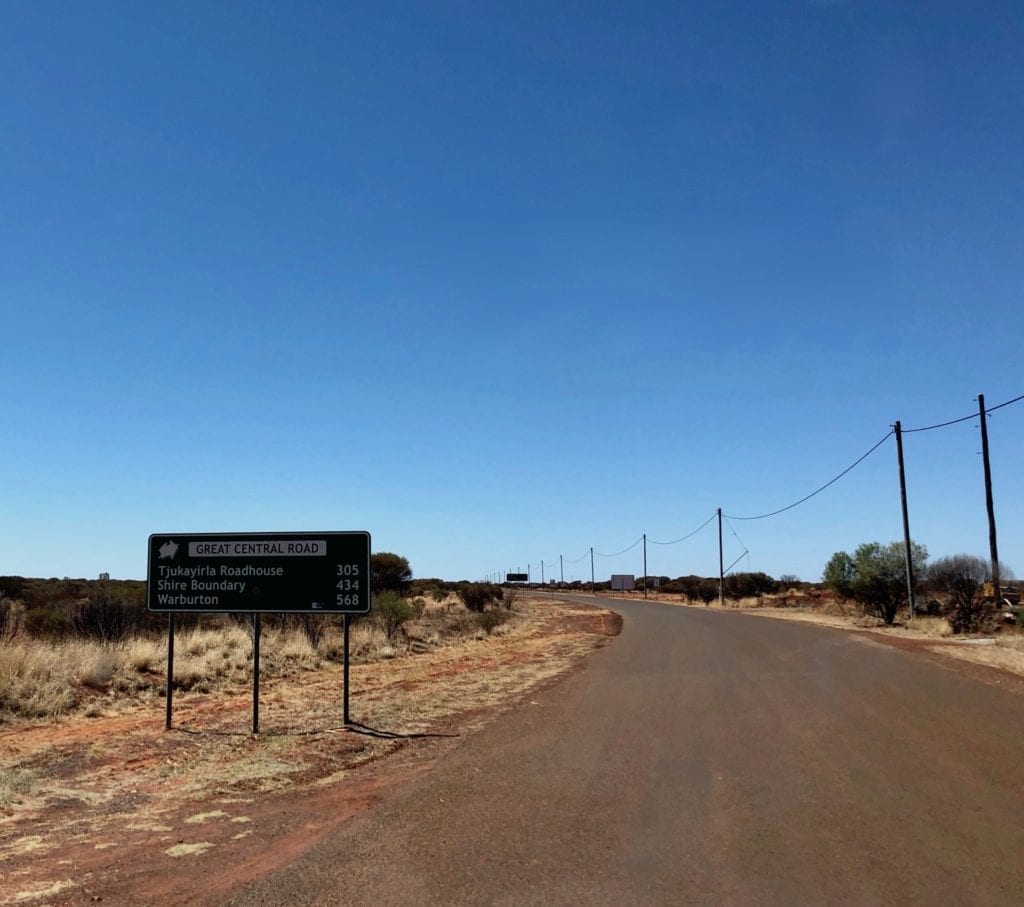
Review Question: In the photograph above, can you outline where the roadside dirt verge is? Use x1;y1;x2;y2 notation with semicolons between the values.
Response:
0;598;620;906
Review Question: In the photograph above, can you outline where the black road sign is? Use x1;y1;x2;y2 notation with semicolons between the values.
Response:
147;532;371;614
506;573;529;582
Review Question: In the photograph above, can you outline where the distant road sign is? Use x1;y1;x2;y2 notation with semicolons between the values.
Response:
506;573;529;583
147;532;371;614
610;574;635;591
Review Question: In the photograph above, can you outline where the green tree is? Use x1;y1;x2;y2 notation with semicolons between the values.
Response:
823;551;856;597
823;541;927;625
371;552;412;593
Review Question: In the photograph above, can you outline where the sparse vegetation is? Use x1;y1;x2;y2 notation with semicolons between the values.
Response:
0;569;525;723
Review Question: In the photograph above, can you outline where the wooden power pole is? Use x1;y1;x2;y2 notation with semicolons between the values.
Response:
893;420;917;620
978;394;1001;604
717;508;724;606
642;534;647;599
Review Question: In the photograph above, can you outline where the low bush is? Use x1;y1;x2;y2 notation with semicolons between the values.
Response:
72;592;140;643
25;606;71;640
477;608;510;635
375;591;425;643
456;583;502;613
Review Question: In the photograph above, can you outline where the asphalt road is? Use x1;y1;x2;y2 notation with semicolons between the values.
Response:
229;596;1024;906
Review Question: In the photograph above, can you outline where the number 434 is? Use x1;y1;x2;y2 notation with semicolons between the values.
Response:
337;578;360;591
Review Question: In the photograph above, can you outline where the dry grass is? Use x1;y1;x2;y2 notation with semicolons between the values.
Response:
0;641;82;719
0;600;519;724
904;616;954;638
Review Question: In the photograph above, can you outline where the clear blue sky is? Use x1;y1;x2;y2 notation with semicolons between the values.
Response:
2;1;1022;583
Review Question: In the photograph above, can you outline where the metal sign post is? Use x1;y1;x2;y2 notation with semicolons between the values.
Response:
165;613;175;730
252;613;261;734
343;614;351;725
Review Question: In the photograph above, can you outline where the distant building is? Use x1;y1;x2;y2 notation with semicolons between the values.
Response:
99;572;110;581
610;574;635;591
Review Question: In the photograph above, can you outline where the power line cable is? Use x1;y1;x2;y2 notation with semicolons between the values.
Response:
526;392;1021;574
902;391;1024;432
984;392;1024;415
593;536;638;556
901;412;975;433
648;512;718;545
725;430;894;521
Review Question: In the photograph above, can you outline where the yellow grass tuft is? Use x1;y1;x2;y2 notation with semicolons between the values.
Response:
908;615;953;637
0;767;37;807
12;879;77;902
164;842;215;858
125;637;165;673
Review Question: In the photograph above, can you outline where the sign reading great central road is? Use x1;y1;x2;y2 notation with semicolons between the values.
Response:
146;532;371;614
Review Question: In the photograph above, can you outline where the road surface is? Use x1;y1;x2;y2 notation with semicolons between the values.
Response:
229;596;1024;905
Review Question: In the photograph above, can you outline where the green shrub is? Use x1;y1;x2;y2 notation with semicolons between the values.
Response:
375;591;423;643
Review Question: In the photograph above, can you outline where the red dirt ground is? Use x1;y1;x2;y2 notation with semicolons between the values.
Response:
1;600;620;906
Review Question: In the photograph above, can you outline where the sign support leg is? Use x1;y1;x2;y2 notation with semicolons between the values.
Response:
252;613;261;735
165;613;175;730
343;614;351;725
